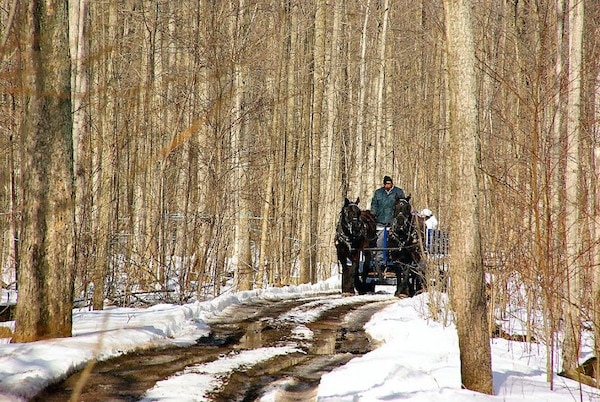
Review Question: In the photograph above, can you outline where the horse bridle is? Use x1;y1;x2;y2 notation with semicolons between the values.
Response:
336;203;365;248
342;203;363;234
389;199;414;246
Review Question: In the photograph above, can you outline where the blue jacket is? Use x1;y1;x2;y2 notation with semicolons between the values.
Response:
370;186;405;225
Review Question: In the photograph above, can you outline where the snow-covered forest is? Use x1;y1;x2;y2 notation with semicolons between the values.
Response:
0;0;599;391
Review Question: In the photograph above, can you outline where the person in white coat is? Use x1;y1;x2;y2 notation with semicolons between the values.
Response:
420;208;438;230
419;208;438;253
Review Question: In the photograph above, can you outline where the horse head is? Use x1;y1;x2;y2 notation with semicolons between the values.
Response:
339;197;363;238
389;194;412;244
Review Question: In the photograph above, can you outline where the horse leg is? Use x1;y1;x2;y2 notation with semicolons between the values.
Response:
407;252;424;296
353;259;365;295
395;262;410;297
407;265;416;297
341;263;355;294
361;251;375;293
338;248;355;294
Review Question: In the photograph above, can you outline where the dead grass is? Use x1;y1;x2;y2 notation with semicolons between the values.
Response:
0;326;13;339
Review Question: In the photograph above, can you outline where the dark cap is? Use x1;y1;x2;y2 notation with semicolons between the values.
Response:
383;175;393;184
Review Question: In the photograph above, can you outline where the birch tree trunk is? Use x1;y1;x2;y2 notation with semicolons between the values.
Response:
14;0;76;342
442;0;493;393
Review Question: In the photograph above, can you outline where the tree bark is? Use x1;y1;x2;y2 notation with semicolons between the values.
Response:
593;39;600;385
355;0;371;198
443;0;493;393
562;0;584;373
594;87;600;385
309;0;326;283
69;0;90;300
232;0;254;292
373;0;389;185
14;0;76;342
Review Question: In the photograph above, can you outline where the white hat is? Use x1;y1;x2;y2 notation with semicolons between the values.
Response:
421;208;432;217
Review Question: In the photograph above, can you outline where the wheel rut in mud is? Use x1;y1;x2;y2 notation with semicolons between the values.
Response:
33;294;394;401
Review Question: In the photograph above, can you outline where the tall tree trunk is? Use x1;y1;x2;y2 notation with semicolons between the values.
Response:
91;133;113;310
545;0;566;387
373;0;389;185
10;111;19;287
256;154;274;288
321;0;344;277
280;1;300;286
443;0;493;393
14;0;76;342
232;0;254;291
562;0;584;373
309;0;326;283
299;2;321;285
355;0;371;199
69;0;90;301
593;63;600;383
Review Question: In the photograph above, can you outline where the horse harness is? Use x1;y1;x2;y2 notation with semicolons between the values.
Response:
389;199;419;250
336;202;368;251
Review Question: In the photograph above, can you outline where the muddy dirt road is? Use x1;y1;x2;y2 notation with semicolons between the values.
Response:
33;294;395;401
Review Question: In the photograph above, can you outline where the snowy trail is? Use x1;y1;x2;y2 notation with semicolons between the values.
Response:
141;294;394;401
31;291;393;401
3;276;599;402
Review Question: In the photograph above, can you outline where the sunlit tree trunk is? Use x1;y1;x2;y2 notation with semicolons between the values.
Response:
562;0;584;374
373;0;389;184
279;2;301;286
84;0;112;309
320;0;344;278
593;48;600;385
310;0;326;283
14;0;76;342
544;0;566;386
256;153;274;288
1;0;20;286
232;0;254;291
355;0;371;198
69;0;90;300
299;1;324;285
443;0;493;393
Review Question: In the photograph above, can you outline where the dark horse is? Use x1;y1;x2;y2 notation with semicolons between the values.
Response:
335;197;376;294
387;195;426;297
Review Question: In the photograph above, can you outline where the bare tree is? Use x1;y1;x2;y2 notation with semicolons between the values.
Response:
232;0;254;291
442;0;493;393
307;0;327;284
14;0;76;342
562;0;585;374
373;0;390;185
69;0;90;296
2;4;600;386
594;62;600;383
